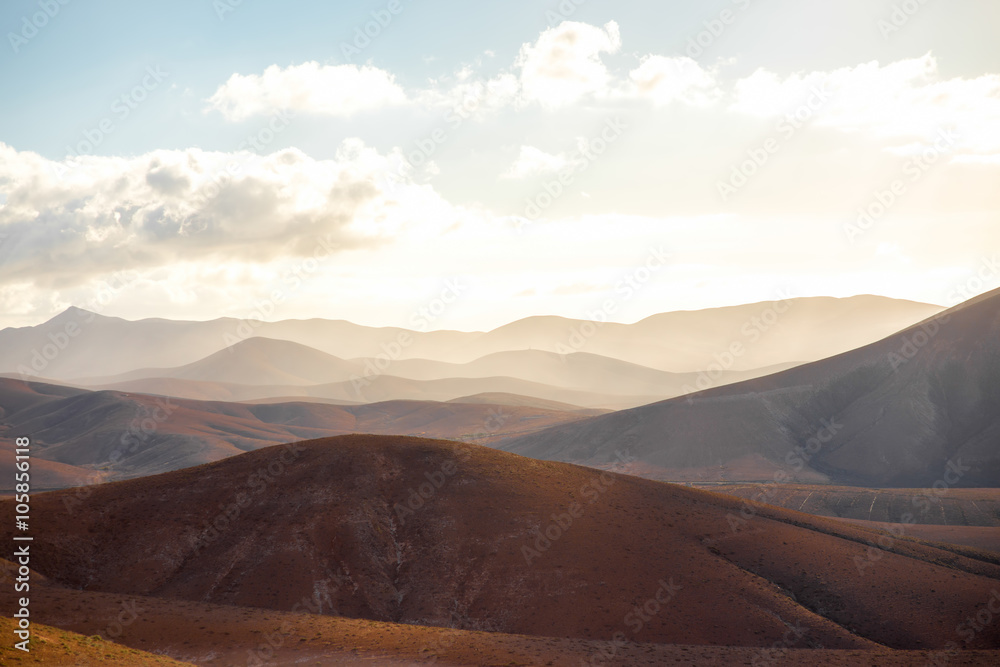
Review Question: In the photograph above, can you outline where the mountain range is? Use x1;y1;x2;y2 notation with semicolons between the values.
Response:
499;287;1000;488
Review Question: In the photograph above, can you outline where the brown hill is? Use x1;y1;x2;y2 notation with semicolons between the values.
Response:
700;484;1000;527
8;586;1000;666
4;586;999;666
4;435;999;651
499;288;1000;487
0;378;595;481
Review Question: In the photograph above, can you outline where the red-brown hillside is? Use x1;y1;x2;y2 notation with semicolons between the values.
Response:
4;435;999;651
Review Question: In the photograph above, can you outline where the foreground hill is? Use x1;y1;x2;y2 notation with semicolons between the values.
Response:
4;587;999;666
0;378;596;483
4;435;999;651
7;587;999;666
0;296;941;381
0;617;191;666
499;288;1000;488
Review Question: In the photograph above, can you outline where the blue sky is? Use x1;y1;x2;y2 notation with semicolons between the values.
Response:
1;1;999;329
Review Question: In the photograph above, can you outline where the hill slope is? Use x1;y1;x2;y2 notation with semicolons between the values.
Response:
498;288;1000;488
0;378;596;481
4;435;998;651
83;337;363;386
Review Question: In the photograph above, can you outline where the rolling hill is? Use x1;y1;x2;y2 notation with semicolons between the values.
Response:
3;435;998;652
80;336;363;386
0;377;597;484
88;372;661;410
82;344;776;409
498;288;1000;488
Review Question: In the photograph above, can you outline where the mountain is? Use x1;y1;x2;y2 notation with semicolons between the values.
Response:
87;373;661;410
0;296;943;382
497;288;1000;488
80;337;363;386
0;307;241;380
87;345;779;408
360;349;795;397
0;377;597;483
3;435;998;652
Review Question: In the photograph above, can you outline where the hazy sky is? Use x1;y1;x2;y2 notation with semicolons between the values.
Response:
1;0;999;330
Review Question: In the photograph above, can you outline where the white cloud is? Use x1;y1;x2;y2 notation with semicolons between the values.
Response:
625;55;720;106
951;154;1000;165
0;140;474;290
731;54;1000;153
501;146;572;180
514;20;622;109
206;62;407;121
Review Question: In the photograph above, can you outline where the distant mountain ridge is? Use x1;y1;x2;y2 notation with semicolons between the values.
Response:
0;296;943;382
497;287;1000;488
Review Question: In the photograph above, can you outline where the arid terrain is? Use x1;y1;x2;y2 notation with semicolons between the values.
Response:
1;299;997;665
2;435;999;664
500;288;1000;488
0;377;601;487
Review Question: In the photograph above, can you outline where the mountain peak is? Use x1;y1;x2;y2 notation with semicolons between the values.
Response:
48;306;100;324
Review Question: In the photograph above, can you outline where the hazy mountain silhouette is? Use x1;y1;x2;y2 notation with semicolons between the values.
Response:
0;296;942;383
499;288;1000;487
82;344;788;408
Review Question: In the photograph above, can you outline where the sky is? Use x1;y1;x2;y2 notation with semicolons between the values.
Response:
1;0;999;331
